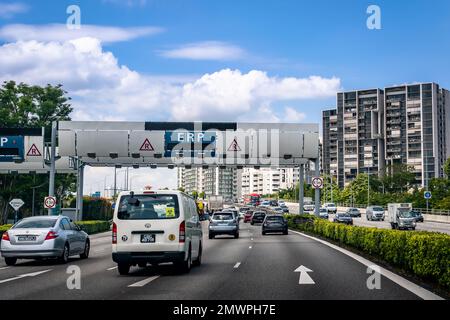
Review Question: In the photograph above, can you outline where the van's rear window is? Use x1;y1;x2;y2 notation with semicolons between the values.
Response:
117;194;180;220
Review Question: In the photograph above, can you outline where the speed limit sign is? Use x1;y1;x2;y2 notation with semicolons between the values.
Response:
312;177;324;189
44;196;57;209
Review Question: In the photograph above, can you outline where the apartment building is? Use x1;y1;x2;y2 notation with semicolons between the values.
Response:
323;83;450;188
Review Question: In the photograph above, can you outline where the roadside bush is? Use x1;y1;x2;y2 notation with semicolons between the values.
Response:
287;214;450;289
76;220;111;235
70;197;113;221
0;224;12;236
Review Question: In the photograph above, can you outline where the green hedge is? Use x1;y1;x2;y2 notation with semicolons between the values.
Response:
0;224;12;235
76;220;111;235
70;197;113;221
286;215;450;289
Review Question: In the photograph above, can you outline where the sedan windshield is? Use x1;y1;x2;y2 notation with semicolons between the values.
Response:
212;213;234;221
373;207;384;211
14;219;57;229
266;216;284;222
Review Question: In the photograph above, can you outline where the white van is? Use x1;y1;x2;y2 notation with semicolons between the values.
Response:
112;190;203;275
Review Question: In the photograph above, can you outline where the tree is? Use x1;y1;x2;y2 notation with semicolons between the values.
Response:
191;190;198;199
444;158;450;179
380;163;416;193
199;191;206;199
0;81;74;224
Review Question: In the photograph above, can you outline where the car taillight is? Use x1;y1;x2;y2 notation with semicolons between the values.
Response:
112;222;117;244
1;231;10;241
179;221;185;243
45;231;58;240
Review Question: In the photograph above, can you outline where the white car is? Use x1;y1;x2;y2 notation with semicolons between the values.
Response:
324;203;337;214
112;190;203;275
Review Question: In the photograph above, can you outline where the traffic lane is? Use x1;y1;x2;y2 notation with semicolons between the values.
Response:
212;224;420;300
113;223;256;300
0;234;117;300
334;214;450;235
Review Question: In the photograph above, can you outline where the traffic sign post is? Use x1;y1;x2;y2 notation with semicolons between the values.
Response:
9;198;24;223
424;191;432;212
44;196;57;210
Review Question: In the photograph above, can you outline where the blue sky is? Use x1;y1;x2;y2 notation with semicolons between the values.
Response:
1;0;449;190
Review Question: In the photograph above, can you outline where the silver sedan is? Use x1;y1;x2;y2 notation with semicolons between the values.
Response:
0;215;90;266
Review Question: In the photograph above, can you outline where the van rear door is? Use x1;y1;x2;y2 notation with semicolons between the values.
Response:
114;193;183;252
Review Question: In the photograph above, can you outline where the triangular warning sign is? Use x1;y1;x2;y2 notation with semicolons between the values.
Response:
140;138;154;151
228;137;241;152
27;144;42;156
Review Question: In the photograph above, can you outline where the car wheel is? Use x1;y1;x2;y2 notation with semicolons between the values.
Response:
59;243;70;264
251;222;254;225
193;242;202;266
208;233;214;239
4;257;17;266
118;263;130;275
234;232;239;239
176;248;192;274
262;231;266;235
283;230;288;235
80;240;90;259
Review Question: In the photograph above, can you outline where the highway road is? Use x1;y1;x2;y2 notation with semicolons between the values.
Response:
285;203;450;235
0;222;443;300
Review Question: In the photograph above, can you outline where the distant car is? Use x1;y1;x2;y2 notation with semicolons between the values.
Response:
251;211;266;225
278;200;286;207
269;200;278;207
243;211;253;223
260;201;270;207
209;211;239;239
239;207;250;213
319;208;329;219
280;204;290;213
324;203;337;214
1;216;90;266
333;213;353;225
273;207;284;214
262;215;288;235
303;202;315;212
346;208;361;218
410;210;424;223
366;206;385;221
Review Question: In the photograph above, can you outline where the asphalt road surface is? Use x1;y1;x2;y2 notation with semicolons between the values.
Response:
0;222;443;300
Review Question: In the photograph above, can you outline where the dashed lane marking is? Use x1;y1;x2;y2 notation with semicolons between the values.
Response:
128;275;160;287
234;262;241;269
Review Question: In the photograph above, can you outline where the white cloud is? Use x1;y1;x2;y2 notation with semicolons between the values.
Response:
159;41;246;61
0;2;28;18
0;24;163;43
0;38;340;192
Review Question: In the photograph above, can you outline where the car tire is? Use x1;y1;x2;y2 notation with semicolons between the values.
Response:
59;243;70;264
208;233;214;239
283;230;288;235
176;248;192;274
80;240;90;259
118;263;130;275
262;231;266;235
193;243;202;266
4;257;17;266
234;232;239;239
251;222;254;225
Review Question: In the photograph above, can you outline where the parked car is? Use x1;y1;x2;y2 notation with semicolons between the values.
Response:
278;200;286;207
251;211;266;225
410;210;424;223
324;203;337;214
243;211;254;223
112;190;203;275
262;215;288;235
346;208;361;218
319;208;329;219
1;216;90;266
333;212;353;225
209;211;239;239
366;206;385;221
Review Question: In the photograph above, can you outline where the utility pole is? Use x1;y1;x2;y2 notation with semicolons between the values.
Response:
367;167;370;207
114;167;117;198
48;121;57;215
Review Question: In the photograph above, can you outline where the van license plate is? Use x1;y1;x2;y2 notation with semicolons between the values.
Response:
140;234;155;243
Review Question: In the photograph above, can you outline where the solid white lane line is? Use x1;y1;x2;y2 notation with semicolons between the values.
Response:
107;266;118;271
0;269;52;284
0;267;10;271
128;275;160;287
289;229;443;300
234;262;241;269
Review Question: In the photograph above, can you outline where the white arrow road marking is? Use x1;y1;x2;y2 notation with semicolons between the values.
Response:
234;262;241;269
294;265;315;285
128;275;159;287
0;269;52;284
107;266;118;271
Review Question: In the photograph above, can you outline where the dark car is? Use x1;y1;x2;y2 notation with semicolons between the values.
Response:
251;211;266;225
269;200;278;207
243;211;253;223
280;204;289;213
262;215;288;235
333;213;353;225
410;210;424;223
346;208;361;218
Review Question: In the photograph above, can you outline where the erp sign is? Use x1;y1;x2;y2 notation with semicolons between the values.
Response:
0;136;24;162
164;131;216;157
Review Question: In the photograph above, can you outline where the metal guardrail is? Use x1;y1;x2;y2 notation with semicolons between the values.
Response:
336;203;450;216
